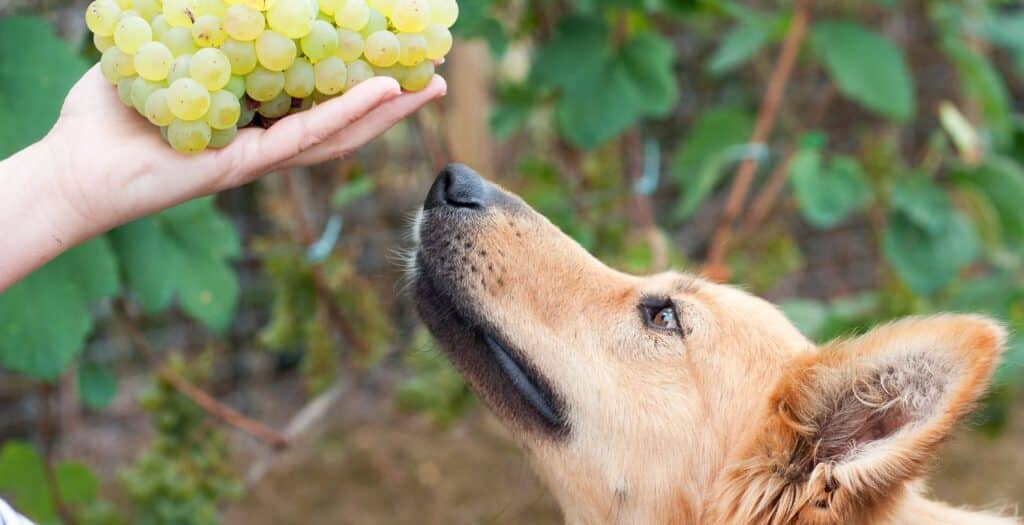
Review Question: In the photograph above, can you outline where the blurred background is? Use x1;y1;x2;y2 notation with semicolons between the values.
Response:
1;0;1024;523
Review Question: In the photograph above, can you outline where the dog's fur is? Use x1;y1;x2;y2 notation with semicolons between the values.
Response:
410;167;1018;524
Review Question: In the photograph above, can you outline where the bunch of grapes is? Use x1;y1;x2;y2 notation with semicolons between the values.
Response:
86;0;457;154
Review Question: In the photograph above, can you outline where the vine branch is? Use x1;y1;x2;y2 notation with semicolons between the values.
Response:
703;0;812;281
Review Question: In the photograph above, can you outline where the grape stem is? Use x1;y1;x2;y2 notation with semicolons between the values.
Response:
113;299;290;450
702;0;813;283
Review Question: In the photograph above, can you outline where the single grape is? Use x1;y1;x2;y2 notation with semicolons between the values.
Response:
335;28;364;61
301;20;339;62
314;55;347;95
223;4;264;41
427;0;456;28
245;66;286;101
191;47;232;90
267;0;315;39
284;58;315;97
131;77;163;113
168;54;193;82
193;0;228;17
334;0;369;31
114;15;153;54
117;77;136;106
134;41;174;81
240;0;274;11
207;90;242;129
167;77;212;120
391;0;430;33
291;95;314;113
374;64;406;83
363;30;399;67
94;33;115;52
86;0;122;37
220;38;258;75
163;0;195;28
144;88;176;126
225;75;247;98
345;58;374;90
358;8;385;38
150;14;171;39
134;0;162;20
422;23;451;60
396;32;427;66
366;0;394;17
209;126;238;148
237;102;257;126
258;90;293;118
311;89;333;104
255;30;297;71
167;119;212;153
100;47;132;83
318;0;340;16
112;0;130;9
161;27;199;55
399;60;432;90
191;15;227;47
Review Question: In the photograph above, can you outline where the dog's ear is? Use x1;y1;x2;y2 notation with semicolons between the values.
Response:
712;315;1006;524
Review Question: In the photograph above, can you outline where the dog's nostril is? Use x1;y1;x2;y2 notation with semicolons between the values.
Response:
440;163;488;209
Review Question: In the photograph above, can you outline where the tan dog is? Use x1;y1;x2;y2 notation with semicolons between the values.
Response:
409;164;1018;525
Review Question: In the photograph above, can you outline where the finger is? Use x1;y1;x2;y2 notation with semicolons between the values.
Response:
222;76;403;182
279;76;447;169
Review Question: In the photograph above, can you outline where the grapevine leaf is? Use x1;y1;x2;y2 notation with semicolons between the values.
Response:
811;21;915;121
79;363;118;410
671;106;755;220
790;154;870;228
109;198;240;332
778;299;828;341
55;462;100;506
883;212;978;296
0;442;56;522
942;38;1012;148
0;16;89;158
0;238;119;380
708;21;770;75
952;156;1024;244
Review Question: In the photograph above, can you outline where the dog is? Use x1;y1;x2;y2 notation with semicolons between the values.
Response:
408;163;1018;524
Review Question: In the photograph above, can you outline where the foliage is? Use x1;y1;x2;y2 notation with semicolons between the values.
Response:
0;441;108;525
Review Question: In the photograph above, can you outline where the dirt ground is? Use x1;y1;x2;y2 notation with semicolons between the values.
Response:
225;394;1024;524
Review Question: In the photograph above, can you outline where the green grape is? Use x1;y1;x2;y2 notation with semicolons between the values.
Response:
391;0;429;33
150;14;171;39
300;20;339;62
100;47;132;83
209;126;238;148
191;15;227;47
223;4;264;41
168;54;193;82
255;30;297;71
335;28;364;61
134;41;174;81
167;78;211;120
161;27;199;55
283;58;315;97
311;89;332;104
245;65;285;101
239;0;273;11
114;15;153;54
363;30;399;67
112;0;130;9
144;88;175;126
358;8;385;38
291;95;313;113
374;63;405;83
396;32;427;66
162;0;195;28
400;60;432;90
314;55;347;95
266;0;315;39
94;33;115;52
117;77;136;106
427;0;456;28
237;103;256;126
344;58;374;90
86;0;122;37
207;90;242;129
225;75;246;98
366;0;394;17
131;77;163;113
422;23;451;60
334;0;368;31
194;0;227;17
167;119;212;153
134;0;162;20
190;47;232;90
318;0;341;16
221;38;258;74
258;90;293;118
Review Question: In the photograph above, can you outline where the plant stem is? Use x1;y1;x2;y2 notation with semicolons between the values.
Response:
37;384;78;525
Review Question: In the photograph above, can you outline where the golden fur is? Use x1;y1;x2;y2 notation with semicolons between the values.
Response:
412;173;1018;524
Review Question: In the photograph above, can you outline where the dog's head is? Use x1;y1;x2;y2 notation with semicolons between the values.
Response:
410;165;1007;524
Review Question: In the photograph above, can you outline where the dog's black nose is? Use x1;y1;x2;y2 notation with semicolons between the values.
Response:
425;163;490;210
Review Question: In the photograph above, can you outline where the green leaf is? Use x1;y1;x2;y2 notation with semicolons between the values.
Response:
952;156;1024;244
942;38;1012;148
883;212;978;296
109;198;240;332
779;299;828;341
708;21;770;75
0;238;119;380
811;21;915;121
450;0;507;56
331;176;374;208
889;175;953;235
790;153;870;228
79;363;118;410
55;462;99;506
671;106;754;219
0;442;56;522
0;16;90;158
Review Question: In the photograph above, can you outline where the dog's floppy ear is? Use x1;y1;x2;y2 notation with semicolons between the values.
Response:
712;315;1006;525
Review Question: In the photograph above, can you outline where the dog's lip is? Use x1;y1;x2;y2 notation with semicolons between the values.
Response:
484;334;562;427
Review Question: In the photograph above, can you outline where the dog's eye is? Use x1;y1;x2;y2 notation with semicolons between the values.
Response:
641;300;682;333
652;307;679;330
